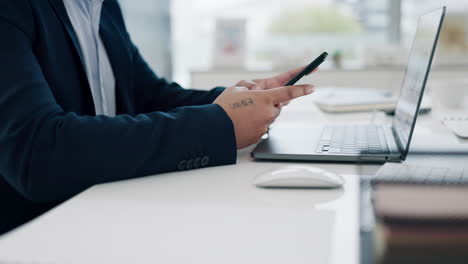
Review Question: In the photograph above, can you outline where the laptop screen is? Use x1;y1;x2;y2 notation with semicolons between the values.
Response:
393;7;445;158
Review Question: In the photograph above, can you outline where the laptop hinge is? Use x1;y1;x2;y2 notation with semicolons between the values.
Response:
391;126;405;156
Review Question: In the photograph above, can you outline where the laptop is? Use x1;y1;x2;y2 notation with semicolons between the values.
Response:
251;7;446;163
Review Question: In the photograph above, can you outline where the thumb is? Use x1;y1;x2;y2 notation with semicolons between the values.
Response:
265;84;315;104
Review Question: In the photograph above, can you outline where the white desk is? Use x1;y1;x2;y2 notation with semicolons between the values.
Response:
0;95;466;264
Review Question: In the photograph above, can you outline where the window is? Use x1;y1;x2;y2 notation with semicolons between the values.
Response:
121;0;468;87
171;0;403;86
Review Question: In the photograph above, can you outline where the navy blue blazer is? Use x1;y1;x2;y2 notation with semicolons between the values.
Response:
0;0;236;232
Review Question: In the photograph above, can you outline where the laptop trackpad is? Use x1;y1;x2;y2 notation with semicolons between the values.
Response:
254;123;324;155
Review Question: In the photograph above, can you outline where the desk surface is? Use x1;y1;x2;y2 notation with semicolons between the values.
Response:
0;95;466;264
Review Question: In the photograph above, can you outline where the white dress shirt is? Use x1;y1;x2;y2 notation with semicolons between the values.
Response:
63;0;116;116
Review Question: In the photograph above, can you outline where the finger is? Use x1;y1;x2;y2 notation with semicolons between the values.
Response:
273;106;281;117
272;65;307;86
275;101;290;107
266;84;315;104
236;80;257;90
269;106;282;125
232;86;249;92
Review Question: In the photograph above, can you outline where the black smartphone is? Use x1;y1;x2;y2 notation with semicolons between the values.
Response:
284;52;328;86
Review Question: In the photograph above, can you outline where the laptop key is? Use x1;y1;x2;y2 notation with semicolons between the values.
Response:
317;125;393;156
342;149;359;154
329;148;341;153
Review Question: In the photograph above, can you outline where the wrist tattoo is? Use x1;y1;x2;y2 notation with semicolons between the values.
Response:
229;98;255;109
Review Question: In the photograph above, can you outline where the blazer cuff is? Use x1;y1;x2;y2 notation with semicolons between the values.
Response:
170;103;237;172
202;103;237;166
208;86;226;101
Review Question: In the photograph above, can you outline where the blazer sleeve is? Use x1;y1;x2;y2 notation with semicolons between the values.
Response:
0;19;237;202
132;46;226;113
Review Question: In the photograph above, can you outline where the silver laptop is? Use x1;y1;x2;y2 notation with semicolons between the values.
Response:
252;7;446;163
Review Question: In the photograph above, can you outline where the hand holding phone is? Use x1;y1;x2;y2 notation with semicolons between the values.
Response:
284;52;328;86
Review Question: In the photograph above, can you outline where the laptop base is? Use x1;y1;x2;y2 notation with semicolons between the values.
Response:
251;124;402;163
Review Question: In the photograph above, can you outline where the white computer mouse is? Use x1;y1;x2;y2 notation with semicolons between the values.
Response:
254;166;344;189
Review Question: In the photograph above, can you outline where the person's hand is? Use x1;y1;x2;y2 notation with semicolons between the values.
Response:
214;84;315;149
234;65;316;107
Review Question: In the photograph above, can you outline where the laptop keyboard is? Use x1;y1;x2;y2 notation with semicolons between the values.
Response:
316;125;390;154
372;163;468;185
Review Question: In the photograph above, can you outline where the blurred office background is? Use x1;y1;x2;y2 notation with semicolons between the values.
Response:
118;0;468;93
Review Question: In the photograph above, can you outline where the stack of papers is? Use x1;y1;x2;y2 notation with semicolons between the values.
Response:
313;87;397;113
